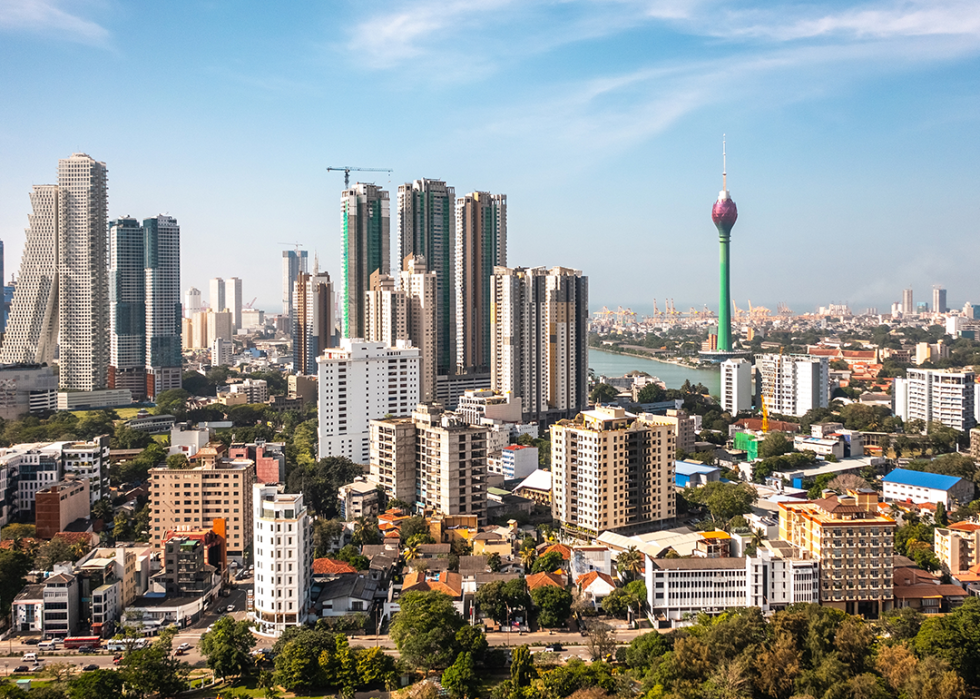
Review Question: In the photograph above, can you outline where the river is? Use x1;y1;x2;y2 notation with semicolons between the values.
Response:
588;348;720;396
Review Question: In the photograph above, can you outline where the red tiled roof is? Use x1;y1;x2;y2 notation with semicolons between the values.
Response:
950;522;980;532
893;583;967;599
576;571;616;589
402;570;462;597
526;571;564;590
540;543;572;560
312;558;357;575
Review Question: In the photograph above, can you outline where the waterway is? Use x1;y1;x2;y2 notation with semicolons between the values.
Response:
588;348;720;396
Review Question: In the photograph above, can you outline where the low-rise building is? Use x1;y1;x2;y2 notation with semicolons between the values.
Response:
35;478;90;539
62;436;109;504
169;423;212;457
934;521;980;576
13;584;45;633
675;461;722;488
338;479;381;521
882;469;974;508
42;572;79;638
490;444;538;480
228;440;285;484
513;469;551;505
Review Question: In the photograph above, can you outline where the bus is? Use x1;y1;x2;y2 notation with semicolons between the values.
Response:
106;638;149;652
62;636;101;650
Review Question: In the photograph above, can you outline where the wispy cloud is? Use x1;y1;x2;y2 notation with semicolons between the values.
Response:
0;0;109;44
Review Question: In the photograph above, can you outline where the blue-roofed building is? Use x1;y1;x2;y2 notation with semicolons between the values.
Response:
675;460;722;489
882;468;975;508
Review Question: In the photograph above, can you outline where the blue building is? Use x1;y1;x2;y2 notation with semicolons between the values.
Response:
675;461;722;489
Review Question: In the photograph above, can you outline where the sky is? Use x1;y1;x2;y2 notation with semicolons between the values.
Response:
1;0;979;317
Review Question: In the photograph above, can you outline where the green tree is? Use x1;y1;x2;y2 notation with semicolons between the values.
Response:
758;432;793;459
154;388;190;417
624;631;669;669
165;453;189;470
91;499;113;523
590;383;620;404
532;550;564;574
1;523;36;540
685;481;758;524
936;501;948;526
531;585;573;628
112;423;152;450
398;515;433;543
273;632;327;690
599;588;636;618
486;552;502;572
355;646;397;688
914;596;980;685
616;546;643;581
510;645;534;688
120;627;190;699
67;669;125;699
390;591;465;672
35;535;91;569
442;652;477;699
199;616;257;680
331;634;358;694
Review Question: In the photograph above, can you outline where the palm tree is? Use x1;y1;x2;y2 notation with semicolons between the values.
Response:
402;542;421;564
519;546;537;572
616;546;643;582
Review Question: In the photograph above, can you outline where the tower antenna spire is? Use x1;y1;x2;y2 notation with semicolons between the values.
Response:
722;134;727;191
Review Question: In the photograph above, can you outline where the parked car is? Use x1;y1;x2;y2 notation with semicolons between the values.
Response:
226;604;235;613
83;664;99;672
76;646;94;653
13;666;28;674
544;643;563;652
177;643;192;651
29;664;43;672
22;638;40;645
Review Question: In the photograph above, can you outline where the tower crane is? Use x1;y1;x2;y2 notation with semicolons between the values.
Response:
327;166;393;189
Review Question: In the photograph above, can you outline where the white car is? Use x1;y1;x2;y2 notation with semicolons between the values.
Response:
226;605;235;613
177;643;192;652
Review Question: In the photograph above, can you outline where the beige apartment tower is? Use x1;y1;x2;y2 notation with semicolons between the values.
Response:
551;406;675;538
364;272;407;347
149;457;256;561
401;256;437;403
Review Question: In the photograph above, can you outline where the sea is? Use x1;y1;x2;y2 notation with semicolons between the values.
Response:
588;348;721;396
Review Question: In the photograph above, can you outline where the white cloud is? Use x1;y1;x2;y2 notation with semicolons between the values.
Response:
0;0;109;44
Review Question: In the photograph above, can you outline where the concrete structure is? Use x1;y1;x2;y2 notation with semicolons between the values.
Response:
971;427;980;461
209;277;225;316
184;287;203;317
252;485;313;637
56;389;131;411
282;249;309;320
42;572;79;637
644;409;695;455
882;468;974;508
224;277;242;332
170;423;211;458
893;369;976;432
0;364;58;419
317;339;420;464
902;287;914;315
455;191;506;374
13;584;45;633
288;374;317;404
338;478;380;520
62;436;108;504
206;309;233;346
933;285;947;314
490;266;588;423
341;183;390;339
364;272;407;347
400;256;437;402
228;440;285;484
229;378;268;404
675;461;722;488
935;522;980;577
397;178;456;376
292;270;334;375
551;406;675;538
211;337;234;367
756;353;830;418
149;460;255;561
369;404;489;524
143;216;182;398
720;358;752;414
492;444;538;480
779;490;896;616
35;478;90;539
7;444;63;521
710;143;737;353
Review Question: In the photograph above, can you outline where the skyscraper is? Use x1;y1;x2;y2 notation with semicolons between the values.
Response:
292;270;334;375
341;183;390;339
143;215;182;397
397;178;455;374
933;285;947;314
490;266;588;422
224;277;242;331
0;238;5;334
184;287;203;317
902;287;914;315
209;277;225;313
1;185;60;366
711;141;737;354
282;249;308;319
109;217;147;399
401;256;437;403
364;272;407;347
455;191;506;374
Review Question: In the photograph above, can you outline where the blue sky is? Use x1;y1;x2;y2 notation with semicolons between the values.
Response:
1;0;978;316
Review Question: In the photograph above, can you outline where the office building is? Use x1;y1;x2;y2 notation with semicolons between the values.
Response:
206;310;233;346
902;287;914;315
720;358;752;414
341;183;390;339
551;406;675;538
292;271;334;375
282;249;309;319
493;444;538;480
252;484;313;637
229;441;285;484
209;278;225;314
42;573;79;637
397;178;456;374
490;265;588;423
211;337;234;367
62;435;109;503
143;215;182;398
0;363;58;420
35;478;90;539
149;458;255;562
893;368;976;432
184;287;203;317
364;272;407;347
224;277;242;332
882;469;974;508
455;192;506;374
779;490;895;616
401;256;437;402
756;354;830;418
317;339;420;464
370;404;488;523
933;286;947;314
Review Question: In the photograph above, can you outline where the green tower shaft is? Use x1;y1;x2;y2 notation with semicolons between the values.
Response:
718;233;731;352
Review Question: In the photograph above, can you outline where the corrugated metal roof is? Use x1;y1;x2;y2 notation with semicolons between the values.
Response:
882;468;962;490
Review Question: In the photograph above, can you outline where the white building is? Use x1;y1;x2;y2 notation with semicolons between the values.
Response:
62;436;109;504
720;358;752;414
644;543;819;627
893;369;976;432
0;364;58;420
184;287;203;317
364;273;407;347
401;256;437;403
230;378;268;404
493;444;538;480
881;468;975;508
169;423;211;457
252;484;313;637
224;277;243;332
209;278;225;315
317;339;421;464
756;353;830;418
211;338;234;367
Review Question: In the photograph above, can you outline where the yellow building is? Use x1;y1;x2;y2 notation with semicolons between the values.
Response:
551;406;675;538
934;521;980;575
779;490;896;616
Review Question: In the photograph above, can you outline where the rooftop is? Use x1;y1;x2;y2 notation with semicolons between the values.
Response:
882;468;962;490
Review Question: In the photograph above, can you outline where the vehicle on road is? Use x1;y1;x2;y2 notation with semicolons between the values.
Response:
177;643;192;651
29;664;43;672
545;643;563;652
63;636;101;650
37;640;58;651
176;649;187;656
83;664;99;672
13;666;28;674
22;638;40;645
22;653;37;662
226;604;235;613
76;645;95;653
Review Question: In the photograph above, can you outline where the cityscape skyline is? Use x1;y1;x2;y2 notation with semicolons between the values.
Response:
1;2;978;315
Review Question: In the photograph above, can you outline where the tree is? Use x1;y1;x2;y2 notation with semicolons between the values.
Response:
624;631;669;669
91;499;113;523
519;546;537;571
758;432;792;459
35;535;91;570
355;646;397;688
0;549;31;616
199;616;257;680
590;383;620;405
599;588;636;618
272;627;334;690
532;550;564;574
616;546;643;581
442;652;477;699
583;620;616;660
685;481;757;525
68;669;126;699
40;661;77;682
112;423;152;450
399;516;433;543
510;645;534;688
313;519;344;556
352;516;382;546
531;585;572;628
154;388;190;417
914;596;980;685
165;454;189;470
390;591;465;672
936;501;948;526
486;552;502;572
335;544;369;571
330;634;358;695
1;523;36;540
120;628;190;699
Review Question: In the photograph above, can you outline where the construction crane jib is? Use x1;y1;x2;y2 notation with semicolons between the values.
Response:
327;166;393;189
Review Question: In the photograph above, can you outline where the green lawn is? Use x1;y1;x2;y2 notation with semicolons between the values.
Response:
70;407;144;420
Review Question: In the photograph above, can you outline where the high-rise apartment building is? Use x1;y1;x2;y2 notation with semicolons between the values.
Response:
551;406;675;538
401;256;437;403
206;310;233;347
292;271;334;375
365;272;407;347
224;277;242;332
149;458;255;562
933;285;947;314
490;266;588;423
397;179;455;374
893;368;976;432
143;215;182;398
57;154;109;391
317;339;420;464
252;485;313;637
779;490;895;616
209;278;225;314
341;184;390;339
1;185;59;366
282;249;309;319
902;287;914;315
184;287;203;317
455;192;506;374
370;404;488;523
720;358;752;414
756;354;830;418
